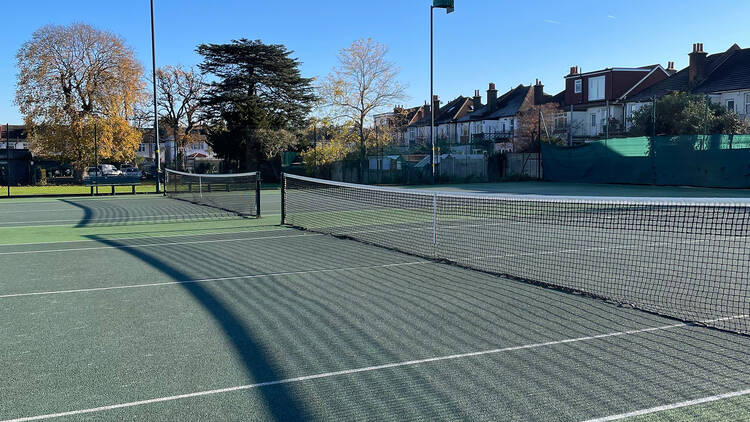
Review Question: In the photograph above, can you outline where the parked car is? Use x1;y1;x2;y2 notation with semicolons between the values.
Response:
122;167;143;178
85;166;103;178
98;164;122;176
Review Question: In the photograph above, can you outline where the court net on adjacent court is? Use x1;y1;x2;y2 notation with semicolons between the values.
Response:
165;169;261;217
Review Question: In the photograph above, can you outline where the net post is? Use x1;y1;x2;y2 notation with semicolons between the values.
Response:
432;192;437;257
255;172;261;218
280;173;286;225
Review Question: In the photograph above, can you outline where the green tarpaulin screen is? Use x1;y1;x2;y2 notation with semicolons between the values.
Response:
541;135;750;188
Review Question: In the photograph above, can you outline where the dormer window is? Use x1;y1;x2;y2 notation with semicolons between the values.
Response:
574;79;582;94
588;76;605;101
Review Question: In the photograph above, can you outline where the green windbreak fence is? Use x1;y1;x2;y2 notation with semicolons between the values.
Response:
542;135;750;188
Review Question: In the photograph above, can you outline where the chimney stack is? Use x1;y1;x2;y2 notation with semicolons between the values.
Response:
666;61;676;75
689;43;708;88
569;66;579;76
472;90;482;110
487;83;498;112
432;95;440;122
533;79;544;105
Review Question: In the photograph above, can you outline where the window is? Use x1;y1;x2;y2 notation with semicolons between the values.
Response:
574;79;582;94
588;76;605;101
727;99;735;113
502;122;506;133
591;113;597;127
746;93;750;115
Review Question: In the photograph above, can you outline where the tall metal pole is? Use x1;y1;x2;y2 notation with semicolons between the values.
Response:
5;123;10;197
94;122;99;195
430;6;435;184
150;0;161;194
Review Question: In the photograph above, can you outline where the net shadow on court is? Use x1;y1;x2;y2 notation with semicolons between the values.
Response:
57;198;254;229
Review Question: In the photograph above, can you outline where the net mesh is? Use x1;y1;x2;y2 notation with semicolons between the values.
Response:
282;173;750;335
165;169;260;217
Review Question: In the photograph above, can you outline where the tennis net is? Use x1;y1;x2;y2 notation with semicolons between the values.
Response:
165;169;261;217
282;173;750;335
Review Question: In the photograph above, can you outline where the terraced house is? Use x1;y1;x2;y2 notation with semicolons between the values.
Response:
456;81;562;151
625;43;750;128
564;63;672;141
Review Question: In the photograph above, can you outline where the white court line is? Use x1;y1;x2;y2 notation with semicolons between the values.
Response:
0;213;280;230
0;322;692;422
0;208;83;214
0;213;241;226
0;232;322;256
0;261;428;299
583;387;750;421
0;226;289;247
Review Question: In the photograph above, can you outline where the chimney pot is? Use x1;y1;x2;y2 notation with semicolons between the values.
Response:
689;42;708;88
472;90;482;110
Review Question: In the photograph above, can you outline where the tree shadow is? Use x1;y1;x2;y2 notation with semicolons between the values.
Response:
58;196;308;420
85;233;309;420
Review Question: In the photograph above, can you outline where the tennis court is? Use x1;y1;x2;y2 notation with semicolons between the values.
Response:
1;177;750;421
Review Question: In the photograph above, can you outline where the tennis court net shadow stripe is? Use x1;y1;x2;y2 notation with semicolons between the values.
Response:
85;234;308;420
59;199;248;228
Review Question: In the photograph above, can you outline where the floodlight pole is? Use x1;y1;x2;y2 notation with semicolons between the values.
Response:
429;2;453;184
430;5;435;184
150;0;161;194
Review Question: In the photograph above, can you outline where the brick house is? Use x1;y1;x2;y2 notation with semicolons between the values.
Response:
564;63;671;140
456;81;563;151
625;43;750;128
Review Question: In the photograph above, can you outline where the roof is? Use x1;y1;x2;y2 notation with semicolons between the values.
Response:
457;84;560;122
564;65;660;79
0;125;27;140
412;96;473;126
693;47;750;94
457;85;526;122
628;44;750;102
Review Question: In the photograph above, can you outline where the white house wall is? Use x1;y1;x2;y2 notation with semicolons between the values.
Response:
708;90;750;118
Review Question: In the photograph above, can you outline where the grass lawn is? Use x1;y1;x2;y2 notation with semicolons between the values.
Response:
1;181;158;196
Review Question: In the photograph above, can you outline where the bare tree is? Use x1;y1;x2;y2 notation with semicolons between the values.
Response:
156;65;205;169
320;38;406;178
15;23;144;175
515;103;564;152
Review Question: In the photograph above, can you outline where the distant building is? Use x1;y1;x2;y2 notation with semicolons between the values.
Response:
374;105;426;146
456;81;562;150
0;125;30;150
563;63;671;140
625;43;750;128
138;126;215;167
407;95;476;147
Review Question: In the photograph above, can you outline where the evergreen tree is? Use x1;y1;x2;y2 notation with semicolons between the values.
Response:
197;39;317;170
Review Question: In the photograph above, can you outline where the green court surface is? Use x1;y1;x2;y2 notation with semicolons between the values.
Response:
1;192;749;421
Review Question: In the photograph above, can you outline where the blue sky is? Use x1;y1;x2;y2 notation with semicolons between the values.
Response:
1;0;749;123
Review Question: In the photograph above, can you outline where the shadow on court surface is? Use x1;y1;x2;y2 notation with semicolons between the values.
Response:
86;233;310;421
61;198;252;228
